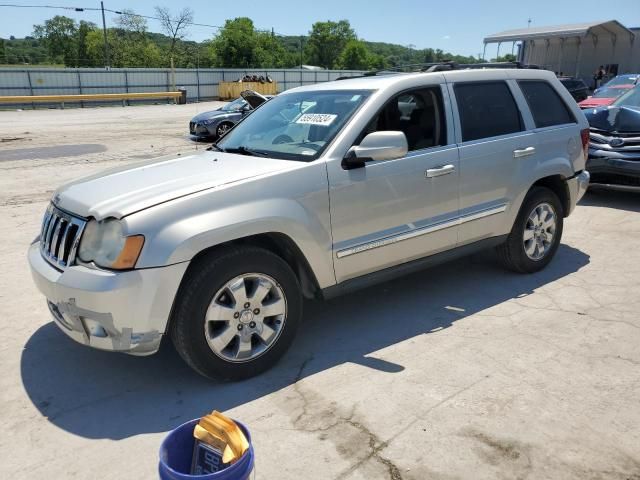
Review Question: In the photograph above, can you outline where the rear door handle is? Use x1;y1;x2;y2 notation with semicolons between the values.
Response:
513;146;536;158
425;164;455;178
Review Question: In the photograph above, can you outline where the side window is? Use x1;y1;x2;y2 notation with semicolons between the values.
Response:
518;80;576;128
360;87;447;152
454;81;523;142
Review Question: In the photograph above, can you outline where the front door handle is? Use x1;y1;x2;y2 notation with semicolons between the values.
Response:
513;146;536;158
426;164;455;178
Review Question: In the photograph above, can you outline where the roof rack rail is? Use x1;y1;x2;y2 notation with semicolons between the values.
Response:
335;61;541;80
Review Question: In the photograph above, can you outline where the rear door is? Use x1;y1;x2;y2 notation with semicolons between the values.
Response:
447;80;538;245
517;80;582;181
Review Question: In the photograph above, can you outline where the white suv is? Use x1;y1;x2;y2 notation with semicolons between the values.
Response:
29;67;590;380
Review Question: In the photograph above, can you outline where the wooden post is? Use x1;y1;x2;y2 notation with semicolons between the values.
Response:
170;57;177;93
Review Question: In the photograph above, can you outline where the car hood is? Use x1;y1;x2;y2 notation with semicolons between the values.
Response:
53;151;297;220
240;90;269;109
585;105;640;133
579;97;616;108
191;110;237;122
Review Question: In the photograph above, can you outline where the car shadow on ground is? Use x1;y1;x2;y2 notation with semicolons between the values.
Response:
21;245;589;440
579;188;640;213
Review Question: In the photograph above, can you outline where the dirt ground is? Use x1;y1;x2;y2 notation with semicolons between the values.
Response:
1;102;639;480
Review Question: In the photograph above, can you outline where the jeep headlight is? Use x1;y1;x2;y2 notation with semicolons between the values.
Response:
78;218;144;270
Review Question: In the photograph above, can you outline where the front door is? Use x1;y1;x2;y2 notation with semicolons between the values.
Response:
328;85;460;283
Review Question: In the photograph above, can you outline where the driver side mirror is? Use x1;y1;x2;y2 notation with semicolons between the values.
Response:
342;131;408;170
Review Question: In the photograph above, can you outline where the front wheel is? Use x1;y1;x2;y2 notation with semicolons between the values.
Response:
215;122;233;138
497;187;564;273
170;246;302;380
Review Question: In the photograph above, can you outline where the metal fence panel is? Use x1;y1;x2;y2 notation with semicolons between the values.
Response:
0;67;366;107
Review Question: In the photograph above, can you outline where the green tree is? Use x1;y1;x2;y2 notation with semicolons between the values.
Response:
306;20;355;69
255;32;296;68
0;38;6;64
337;39;371;70
85;29;109;65
109;10;162;67
213;17;257;67
493;53;516;63
33;15;78;65
76;21;96;66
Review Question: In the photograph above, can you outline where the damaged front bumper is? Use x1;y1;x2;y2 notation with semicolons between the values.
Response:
28;241;189;356
587;151;640;191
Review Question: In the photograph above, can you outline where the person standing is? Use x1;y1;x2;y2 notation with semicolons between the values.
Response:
595;65;605;89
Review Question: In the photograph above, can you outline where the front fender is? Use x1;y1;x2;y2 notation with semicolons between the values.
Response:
124;163;336;288
170;199;333;285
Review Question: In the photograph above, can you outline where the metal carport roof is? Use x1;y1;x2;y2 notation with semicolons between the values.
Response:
484;20;635;43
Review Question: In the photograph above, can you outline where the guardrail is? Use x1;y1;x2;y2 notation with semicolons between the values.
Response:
0;91;183;107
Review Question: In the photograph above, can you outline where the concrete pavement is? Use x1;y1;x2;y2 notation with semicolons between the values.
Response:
1;103;639;479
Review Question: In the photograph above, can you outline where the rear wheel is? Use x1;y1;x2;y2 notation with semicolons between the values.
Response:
497;187;563;273
170;246;302;380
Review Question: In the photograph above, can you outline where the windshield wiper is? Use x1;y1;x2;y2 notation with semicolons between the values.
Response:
223;146;268;157
207;143;224;152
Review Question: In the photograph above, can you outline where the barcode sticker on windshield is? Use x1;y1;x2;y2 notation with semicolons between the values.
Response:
296;113;337;126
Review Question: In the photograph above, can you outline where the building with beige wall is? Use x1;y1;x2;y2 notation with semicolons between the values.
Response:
484;21;639;86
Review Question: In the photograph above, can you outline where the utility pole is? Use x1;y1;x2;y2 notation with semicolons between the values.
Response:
100;1;110;68
527;18;532;29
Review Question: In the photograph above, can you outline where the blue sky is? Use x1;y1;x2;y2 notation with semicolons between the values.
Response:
1;0;639;57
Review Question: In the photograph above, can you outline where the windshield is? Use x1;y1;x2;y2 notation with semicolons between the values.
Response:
217;89;371;161
604;75;638;87
220;98;248;112
613;86;640;108
593;87;626;99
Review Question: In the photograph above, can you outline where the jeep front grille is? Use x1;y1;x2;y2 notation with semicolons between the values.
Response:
40;204;86;269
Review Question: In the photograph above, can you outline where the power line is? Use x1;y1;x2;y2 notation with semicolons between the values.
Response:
0;3;290;36
0;3;99;11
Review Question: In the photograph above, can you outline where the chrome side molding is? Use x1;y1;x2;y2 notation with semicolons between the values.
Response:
336;204;507;258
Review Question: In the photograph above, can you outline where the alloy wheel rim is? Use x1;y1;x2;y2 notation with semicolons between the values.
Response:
204;273;287;363
217;124;230;136
523;202;557;261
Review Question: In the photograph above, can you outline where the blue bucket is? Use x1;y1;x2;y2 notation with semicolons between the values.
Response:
159;418;254;480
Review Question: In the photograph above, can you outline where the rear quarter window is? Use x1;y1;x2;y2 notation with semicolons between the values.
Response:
518;80;576;128
454;81;523;142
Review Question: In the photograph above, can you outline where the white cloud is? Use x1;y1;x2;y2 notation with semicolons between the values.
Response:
442;35;451;40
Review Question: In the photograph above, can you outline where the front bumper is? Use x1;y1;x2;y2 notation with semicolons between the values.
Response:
28;242;189;355
587;150;640;191
189;121;215;138
566;170;590;213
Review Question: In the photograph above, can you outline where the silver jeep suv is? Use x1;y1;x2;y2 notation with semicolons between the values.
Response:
28;68;590;380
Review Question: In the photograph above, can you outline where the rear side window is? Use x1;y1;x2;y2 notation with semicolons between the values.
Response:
454;81;523;142
518;80;576;128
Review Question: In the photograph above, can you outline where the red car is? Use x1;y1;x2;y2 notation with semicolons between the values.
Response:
579;74;639;109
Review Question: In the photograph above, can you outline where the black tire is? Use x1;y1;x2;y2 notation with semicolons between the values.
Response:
170;246;302;381
497;187;564;273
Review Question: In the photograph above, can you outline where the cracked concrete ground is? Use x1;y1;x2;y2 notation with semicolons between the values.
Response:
1;103;639;480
